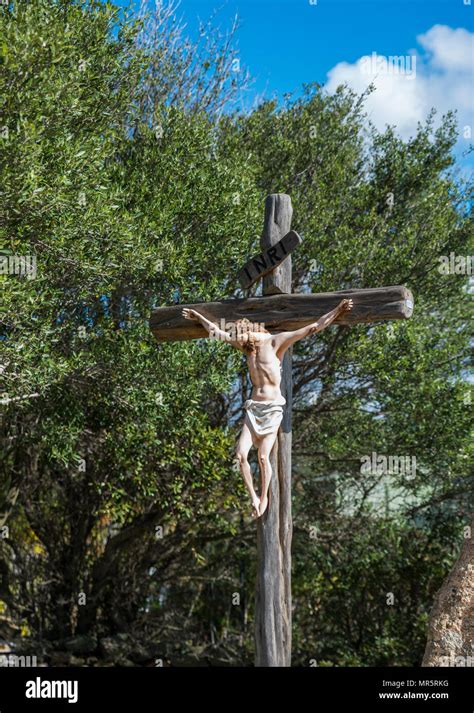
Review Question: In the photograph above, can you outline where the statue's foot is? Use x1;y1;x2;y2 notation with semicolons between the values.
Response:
251;497;260;518
259;495;268;516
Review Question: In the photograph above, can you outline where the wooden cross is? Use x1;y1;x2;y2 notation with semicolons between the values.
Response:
150;193;414;667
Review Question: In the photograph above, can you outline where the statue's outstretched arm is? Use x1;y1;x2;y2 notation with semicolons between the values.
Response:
274;299;353;355
182;308;240;346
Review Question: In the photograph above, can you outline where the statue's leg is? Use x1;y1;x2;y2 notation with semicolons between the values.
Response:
236;422;260;516
257;431;278;516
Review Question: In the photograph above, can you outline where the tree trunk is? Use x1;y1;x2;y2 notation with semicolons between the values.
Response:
422;514;474;666
255;193;293;667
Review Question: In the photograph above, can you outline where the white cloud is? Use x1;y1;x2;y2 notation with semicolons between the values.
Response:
324;25;474;141
419;24;472;72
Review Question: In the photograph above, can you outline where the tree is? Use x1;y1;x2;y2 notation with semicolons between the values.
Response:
1;0;258;648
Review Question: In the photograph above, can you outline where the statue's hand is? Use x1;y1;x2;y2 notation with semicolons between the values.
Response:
339;298;354;313
182;308;200;321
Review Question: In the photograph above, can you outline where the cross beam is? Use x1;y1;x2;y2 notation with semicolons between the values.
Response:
150;286;414;343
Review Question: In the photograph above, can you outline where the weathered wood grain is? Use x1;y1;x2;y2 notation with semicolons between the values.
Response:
255;193;293;668
150;285;414;343
422;513;474;667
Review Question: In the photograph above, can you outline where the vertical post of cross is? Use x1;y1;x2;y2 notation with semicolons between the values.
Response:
255;193;293;667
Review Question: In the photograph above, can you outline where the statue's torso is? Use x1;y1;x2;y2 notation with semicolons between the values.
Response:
246;336;282;401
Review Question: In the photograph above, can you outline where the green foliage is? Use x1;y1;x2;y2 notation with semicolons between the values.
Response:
1;0;472;665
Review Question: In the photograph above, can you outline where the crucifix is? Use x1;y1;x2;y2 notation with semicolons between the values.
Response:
150;193;414;667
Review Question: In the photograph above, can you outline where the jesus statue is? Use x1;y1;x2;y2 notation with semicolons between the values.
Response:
183;298;353;517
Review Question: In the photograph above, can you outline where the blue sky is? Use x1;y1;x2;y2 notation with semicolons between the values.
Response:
180;0;471;102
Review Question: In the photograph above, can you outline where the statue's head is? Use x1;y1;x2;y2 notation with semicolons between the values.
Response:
233;318;269;354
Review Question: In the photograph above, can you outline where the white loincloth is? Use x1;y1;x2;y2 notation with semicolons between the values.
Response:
243;395;286;437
